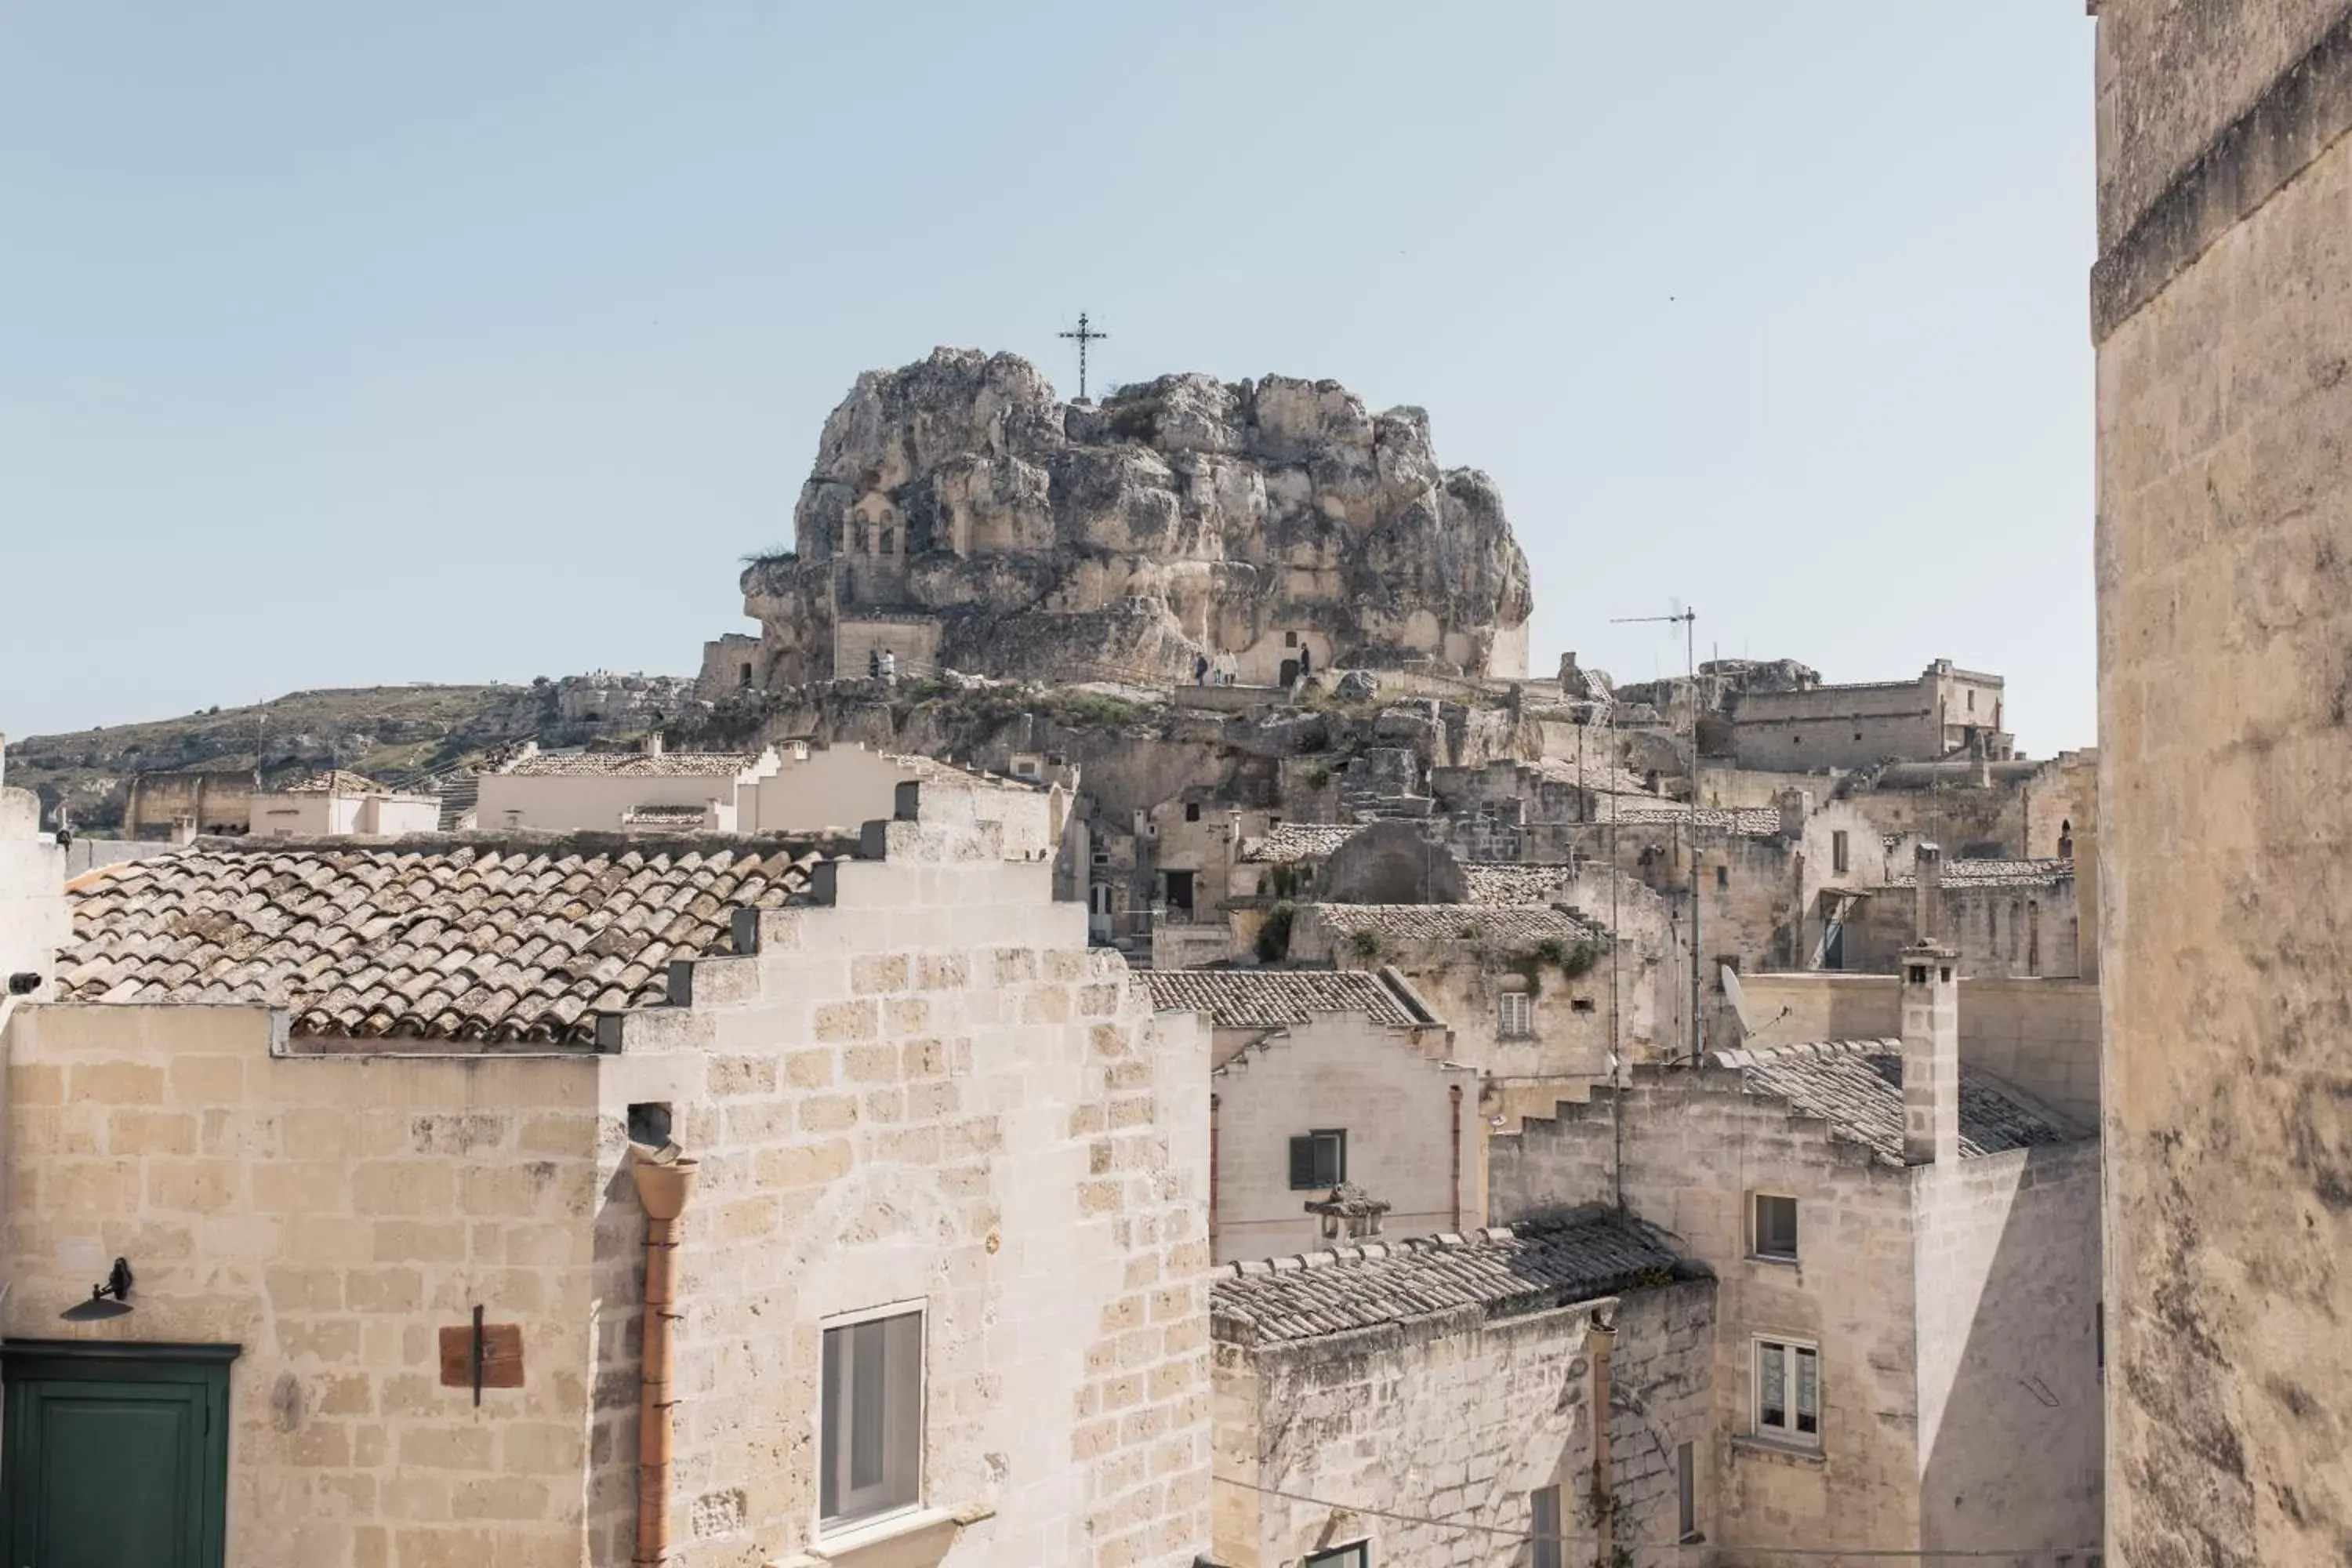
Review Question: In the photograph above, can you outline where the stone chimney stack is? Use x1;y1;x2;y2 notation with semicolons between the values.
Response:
643;732;664;758
1911;841;1943;944
1900;941;1960;1167
170;814;198;848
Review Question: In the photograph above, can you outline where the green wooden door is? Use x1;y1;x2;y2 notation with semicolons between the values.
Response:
2;1341;236;1568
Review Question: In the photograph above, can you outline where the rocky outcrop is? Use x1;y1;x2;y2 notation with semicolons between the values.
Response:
740;349;1533;687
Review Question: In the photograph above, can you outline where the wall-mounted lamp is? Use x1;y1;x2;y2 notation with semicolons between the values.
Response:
60;1258;133;1322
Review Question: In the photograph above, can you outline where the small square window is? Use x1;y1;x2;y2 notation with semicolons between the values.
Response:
1754;1336;1820;1446
1289;1129;1346;1189
1184;803;1200;822
1497;992;1534;1039
1715;864;1729;890
1753;1194;1798;1261
1570;996;1596;1014
1285;631;1300;648
820;1308;924;1530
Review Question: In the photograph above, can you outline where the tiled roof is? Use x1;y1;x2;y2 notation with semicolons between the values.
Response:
505;750;756;779
1143;968;1425;1030
1211;1209;1688;1346
1236;822;1359;864
620;804;709;826
281;770;388;797
1893;858;2074;890
1599;802;1783;837
1310;902;1602;949
1464;863;1571;906
1712;1040;2078;1163
1529;760;1660;798
56;837;833;1044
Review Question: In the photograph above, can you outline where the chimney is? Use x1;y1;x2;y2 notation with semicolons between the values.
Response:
1777;787;1813;840
643;733;665;758
1900;940;1960;1166
170;813;198;848
1911;841;1943;944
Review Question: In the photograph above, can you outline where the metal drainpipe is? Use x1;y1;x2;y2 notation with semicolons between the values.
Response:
1447;1083;1464;1233
1588;1312;1618;1568
630;1145;700;1568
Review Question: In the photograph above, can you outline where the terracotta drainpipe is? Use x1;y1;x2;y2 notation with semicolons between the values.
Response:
1447;1083;1464;1233
631;1143;700;1568
1208;1094;1221;1255
1588;1312;1617;1568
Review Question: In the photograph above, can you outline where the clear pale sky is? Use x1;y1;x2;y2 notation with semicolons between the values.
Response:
0;5;2096;752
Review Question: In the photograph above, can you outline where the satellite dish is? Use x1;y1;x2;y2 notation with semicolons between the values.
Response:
1721;964;1754;1033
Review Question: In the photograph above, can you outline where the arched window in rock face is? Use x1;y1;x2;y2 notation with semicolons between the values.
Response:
2058;818;2074;860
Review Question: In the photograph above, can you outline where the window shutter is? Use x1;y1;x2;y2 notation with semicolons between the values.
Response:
1290;1136;1317;1189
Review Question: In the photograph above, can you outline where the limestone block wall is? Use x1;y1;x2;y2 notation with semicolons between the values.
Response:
626;834;1213;1567
1323;941;1613;1084
0;1005;613;1568
1911;1142;2103;1562
475;771;756;834
1491;1078;1926;1561
1209;1012;1479;1261
1211;1279;1715;1568
2095;6;2352;1556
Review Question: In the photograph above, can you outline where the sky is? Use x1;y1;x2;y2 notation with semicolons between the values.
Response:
0;4;2098;753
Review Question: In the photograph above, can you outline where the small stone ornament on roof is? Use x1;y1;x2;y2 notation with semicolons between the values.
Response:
1304;1182;1392;1243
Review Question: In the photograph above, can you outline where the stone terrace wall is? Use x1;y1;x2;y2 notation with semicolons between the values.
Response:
1;1006;611;1568
612;804;1213;1567
1211;1279;1715;1568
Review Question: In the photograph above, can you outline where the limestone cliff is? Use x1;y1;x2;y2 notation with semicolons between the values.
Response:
738;349;1533;687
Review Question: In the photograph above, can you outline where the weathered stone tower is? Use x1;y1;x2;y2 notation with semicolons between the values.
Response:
2093;4;2352;1560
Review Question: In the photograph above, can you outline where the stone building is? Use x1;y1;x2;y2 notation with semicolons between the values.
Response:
247;770;441;839
1210;1211;1714;1568
728;349;1533;689
1490;947;2102;1563
1287;902;1623;1134
0;778;1210;1565
1141;970;1468;1264
473;739;783;834
1726;660;2013;772
1848;854;2085;981
2091;3;2352;1559
122;767;258;839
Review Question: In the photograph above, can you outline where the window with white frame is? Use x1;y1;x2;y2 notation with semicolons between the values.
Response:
1304;1544;1367;1568
1497;991;1534;1038
1754;1336;1820;1446
820;1305;924;1530
1751;1193;1799;1261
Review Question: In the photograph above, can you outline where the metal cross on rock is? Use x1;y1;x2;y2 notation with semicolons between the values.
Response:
1058;311;1109;402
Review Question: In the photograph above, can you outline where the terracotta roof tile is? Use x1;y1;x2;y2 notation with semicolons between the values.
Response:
1890;858;2074;889
56;836;835;1044
1211;1209;1689;1345
1463;863;1572;906
1600;802;1783;837
1711;1040;2078;1163
1309;902;1603;949
1236;823;1359;864
1142;968;1424;1029
505;751;756;779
